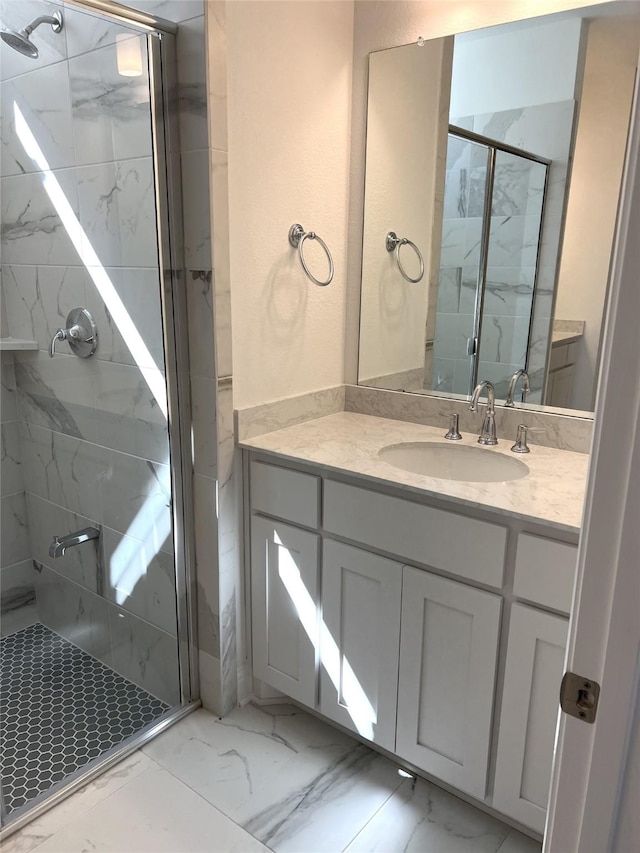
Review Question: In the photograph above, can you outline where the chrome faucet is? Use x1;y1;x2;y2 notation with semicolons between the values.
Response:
469;380;498;445
49;526;101;558
505;369;530;407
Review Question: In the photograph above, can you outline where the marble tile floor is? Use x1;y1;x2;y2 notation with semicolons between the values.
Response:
3;704;542;853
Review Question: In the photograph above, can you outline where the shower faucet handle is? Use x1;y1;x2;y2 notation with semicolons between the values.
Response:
48;308;98;359
49;325;80;357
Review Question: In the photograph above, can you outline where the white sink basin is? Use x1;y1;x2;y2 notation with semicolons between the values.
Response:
378;442;529;483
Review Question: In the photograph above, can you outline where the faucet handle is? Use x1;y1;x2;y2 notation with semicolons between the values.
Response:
511;424;531;453
444;413;462;440
49;328;66;358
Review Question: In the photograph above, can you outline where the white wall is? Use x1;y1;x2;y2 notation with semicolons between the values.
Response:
450;17;582;117
554;16;640;411
224;0;623;408
359;41;452;384
345;0;623;385
227;0;354;409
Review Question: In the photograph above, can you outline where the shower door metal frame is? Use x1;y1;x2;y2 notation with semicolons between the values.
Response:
147;28;199;710
1;0;201;838
62;0;178;33
64;0;200;708
448;125;551;398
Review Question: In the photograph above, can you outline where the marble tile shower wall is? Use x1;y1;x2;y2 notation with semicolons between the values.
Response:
1;355;35;634
199;2;241;717
0;0;217;707
434;102;575;402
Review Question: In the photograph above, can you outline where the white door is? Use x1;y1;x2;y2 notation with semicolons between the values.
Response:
545;64;640;852
494;604;569;833
320;539;402;750
396;566;502;799
251;516;320;707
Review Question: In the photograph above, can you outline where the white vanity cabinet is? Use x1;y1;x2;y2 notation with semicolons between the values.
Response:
251;515;320;706
396;567;502;799
250;462;323;705
247;455;578;834
319;539;403;751
492;534;575;833
493;604;569;834
547;341;578;408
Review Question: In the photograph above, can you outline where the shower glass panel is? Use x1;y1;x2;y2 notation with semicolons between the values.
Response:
431;135;490;396
0;0;189;826
476;150;547;396
431;131;548;399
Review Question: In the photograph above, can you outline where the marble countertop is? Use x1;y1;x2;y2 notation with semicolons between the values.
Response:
239;412;589;533
551;330;583;346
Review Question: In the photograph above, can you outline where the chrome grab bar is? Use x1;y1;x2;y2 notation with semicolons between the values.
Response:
386;231;425;283
288;223;334;287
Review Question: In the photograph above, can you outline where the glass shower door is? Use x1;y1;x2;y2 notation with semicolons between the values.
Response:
432;130;548;400
476;149;547;397
1;0;188;823
431;134;490;396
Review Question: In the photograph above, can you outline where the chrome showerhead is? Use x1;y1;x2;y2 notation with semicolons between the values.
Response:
1;29;39;58
1;11;63;59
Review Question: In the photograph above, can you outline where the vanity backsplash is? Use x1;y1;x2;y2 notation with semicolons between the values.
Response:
236;383;593;454
345;385;593;454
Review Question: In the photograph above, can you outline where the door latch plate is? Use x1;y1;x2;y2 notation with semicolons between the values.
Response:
560;672;600;724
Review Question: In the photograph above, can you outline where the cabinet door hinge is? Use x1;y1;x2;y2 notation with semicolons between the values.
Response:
560;672;600;724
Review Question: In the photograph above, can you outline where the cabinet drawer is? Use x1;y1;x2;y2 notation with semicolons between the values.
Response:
513;533;577;613
323;481;507;588
250;460;320;528
565;342;578;365
549;343;568;371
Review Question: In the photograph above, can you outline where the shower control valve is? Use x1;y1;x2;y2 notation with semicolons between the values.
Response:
48;308;98;359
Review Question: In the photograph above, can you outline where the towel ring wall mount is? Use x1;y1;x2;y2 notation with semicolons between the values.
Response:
289;223;334;287
386;231;425;284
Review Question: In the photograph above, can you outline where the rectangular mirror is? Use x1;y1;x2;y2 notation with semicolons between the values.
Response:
358;2;640;416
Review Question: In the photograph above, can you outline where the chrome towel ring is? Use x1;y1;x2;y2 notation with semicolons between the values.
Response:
386;231;425;284
289;224;334;287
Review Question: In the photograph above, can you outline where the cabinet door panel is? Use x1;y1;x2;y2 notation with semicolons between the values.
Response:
547;365;574;407
493;603;568;833
251;516;320;706
320;540;402;750
396;567;502;798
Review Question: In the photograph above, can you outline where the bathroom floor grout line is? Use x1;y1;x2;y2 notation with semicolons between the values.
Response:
337;777;407;853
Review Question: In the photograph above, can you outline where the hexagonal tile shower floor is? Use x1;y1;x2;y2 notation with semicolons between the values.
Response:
0;623;168;816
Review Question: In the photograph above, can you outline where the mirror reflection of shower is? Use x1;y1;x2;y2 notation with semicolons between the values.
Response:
0;10;63;59
428;128;548;401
